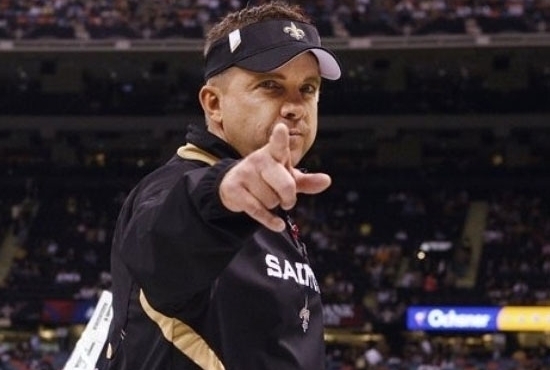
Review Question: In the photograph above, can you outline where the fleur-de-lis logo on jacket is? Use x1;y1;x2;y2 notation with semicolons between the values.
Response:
299;307;310;332
299;295;310;333
284;22;305;40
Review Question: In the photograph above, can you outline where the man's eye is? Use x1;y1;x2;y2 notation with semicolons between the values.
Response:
301;84;318;94
259;80;280;90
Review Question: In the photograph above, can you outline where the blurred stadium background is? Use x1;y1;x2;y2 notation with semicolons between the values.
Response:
1;0;550;369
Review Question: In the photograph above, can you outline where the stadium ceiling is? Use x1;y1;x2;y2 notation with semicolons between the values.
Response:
0;34;550;116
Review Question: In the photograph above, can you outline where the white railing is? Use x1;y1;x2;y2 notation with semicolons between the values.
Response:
1;33;550;52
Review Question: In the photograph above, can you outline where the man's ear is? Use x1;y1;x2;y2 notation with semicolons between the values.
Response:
199;85;222;124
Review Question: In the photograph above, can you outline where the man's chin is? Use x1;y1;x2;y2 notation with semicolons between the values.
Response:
289;151;306;167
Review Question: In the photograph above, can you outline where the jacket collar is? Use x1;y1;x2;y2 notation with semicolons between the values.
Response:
185;123;242;160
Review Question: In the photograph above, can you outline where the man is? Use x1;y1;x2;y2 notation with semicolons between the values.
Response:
100;2;342;369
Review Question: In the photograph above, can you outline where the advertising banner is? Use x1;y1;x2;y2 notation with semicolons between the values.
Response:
407;306;550;332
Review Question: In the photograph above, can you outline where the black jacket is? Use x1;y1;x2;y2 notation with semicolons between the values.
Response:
100;124;325;370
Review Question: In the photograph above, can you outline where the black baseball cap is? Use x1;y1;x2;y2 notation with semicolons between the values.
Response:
204;19;341;81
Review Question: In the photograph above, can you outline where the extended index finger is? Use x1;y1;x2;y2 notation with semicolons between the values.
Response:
267;123;291;166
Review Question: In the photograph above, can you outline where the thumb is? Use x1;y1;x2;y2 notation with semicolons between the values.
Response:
267;123;291;165
292;169;332;195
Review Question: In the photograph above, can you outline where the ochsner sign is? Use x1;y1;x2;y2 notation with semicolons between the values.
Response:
408;306;550;331
407;306;499;331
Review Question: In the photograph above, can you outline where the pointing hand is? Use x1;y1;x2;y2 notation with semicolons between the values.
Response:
219;123;331;232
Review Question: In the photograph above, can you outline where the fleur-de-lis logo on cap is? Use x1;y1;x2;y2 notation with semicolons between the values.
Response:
284;22;305;40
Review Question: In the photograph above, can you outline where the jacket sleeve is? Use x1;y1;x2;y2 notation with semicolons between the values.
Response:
115;158;258;315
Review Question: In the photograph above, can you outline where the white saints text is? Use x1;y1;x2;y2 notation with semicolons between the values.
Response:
265;253;320;293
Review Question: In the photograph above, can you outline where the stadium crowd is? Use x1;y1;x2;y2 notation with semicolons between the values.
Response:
0;126;549;369
0;0;549;40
